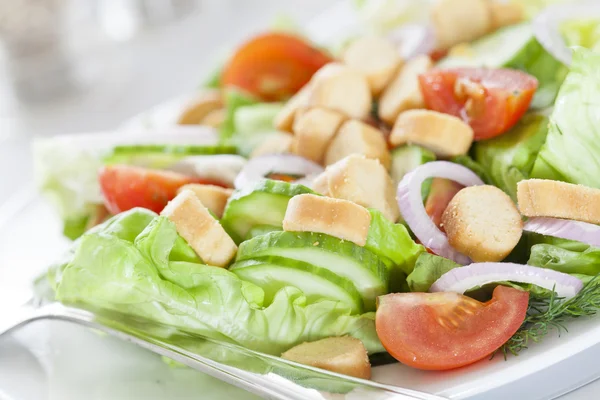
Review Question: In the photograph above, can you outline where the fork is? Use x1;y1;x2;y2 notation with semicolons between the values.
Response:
0;301;447;400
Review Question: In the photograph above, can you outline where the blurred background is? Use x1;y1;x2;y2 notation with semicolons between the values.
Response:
0;0;336;207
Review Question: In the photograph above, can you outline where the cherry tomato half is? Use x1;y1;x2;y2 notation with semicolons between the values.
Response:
222;32;333;101
376;285;528;370
419;68;538;140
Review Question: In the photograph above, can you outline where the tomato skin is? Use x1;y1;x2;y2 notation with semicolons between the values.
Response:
222;33;333;101
425;178;464;229
376;285;529;371
99;165;213;214
419;68;538;140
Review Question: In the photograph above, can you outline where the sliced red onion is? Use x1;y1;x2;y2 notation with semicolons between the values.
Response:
430;262;584;299
388;24;437;60
532;1;600;66
234;154;324;189
396;161;484;264
169;155;247;188
524;217;600;248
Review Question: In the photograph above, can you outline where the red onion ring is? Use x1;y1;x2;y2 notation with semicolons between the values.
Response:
234;154;324;189
532;0;600;66
430;262;584;299
387;24;437;60
524;217;600;248
396;161;484;264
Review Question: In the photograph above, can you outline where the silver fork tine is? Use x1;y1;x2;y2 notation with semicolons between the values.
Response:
0;302;447;400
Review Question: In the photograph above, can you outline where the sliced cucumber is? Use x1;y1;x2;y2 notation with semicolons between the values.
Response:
221;179;315;243
237;231;388;311
438;23;566;109
245;225;281;240
230;256;363;314
104;144;237;168
390;145;436;187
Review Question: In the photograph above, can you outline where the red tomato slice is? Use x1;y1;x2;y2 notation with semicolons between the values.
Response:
376;285;529;371
222;32;333;101
425;178;464;230
419;68;538;140
99;165;216;214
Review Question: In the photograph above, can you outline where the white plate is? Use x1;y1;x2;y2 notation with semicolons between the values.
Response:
3;2;600;399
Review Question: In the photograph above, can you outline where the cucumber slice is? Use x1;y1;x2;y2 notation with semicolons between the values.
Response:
245;225;281;240
221;179;315;243
230;256;363;314
237;231;388;311
438;23;566;109
104;144;237;168
390;145;436;187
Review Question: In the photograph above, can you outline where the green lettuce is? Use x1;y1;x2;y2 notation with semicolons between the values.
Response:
527;235;600;277
406;253;460;292
561;19;600;52
531;48;600;186
366;209;424;276
474;113;549;200
53;209;383;355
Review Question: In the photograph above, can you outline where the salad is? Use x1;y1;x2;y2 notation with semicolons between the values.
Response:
34;0;600;380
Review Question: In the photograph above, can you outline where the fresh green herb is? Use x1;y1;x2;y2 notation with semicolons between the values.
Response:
502;274;600;356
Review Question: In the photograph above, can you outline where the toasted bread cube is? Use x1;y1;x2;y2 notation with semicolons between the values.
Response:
274;83;313;132
291;107;346;163
490;1;523;30
310;172;331;196
378;55;433;126
250;133;293;158
431;0;492;50
342;35;403;97
200;108;226;128
281;336;371;379
177;91;223;125
283;194;371;246
442;185;523;262
308;63;372;120
319;155;400;222
161;190;237;267
390;110;474;157
177;184;234;219
325;120;390;169
517;179;600;225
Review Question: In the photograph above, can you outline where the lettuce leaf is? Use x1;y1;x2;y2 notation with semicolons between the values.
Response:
475;113;549;200
532;48;600;186
54;209;384;355
406;253;460;292
561;19;600;52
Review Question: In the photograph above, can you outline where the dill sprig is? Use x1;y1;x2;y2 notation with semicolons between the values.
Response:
502;274;600;356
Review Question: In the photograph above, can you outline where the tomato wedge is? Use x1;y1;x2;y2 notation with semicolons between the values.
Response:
376;285;528;370
222;32;333;101
425;178;464;229
419;68;538;140
99;165;217;214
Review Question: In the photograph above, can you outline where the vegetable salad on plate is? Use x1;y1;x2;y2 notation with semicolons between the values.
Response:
34;0;600;379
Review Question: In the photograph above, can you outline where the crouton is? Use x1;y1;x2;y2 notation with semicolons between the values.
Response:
310;172;331;196
161;190;237;267
517;179;600;225
378;55;433;126
177;91;223;125
341;35;403;97
177;184;233;219
308;63;372;120
274;83;313;132
200;108;226;128
489;1;523;31
281;336;371;379
442;185;522;262
250;133;293;158
325;119;390;169
283;194;371;246
390;110;474;157
291;107;346;163
431;0;492;50
317;155;399;222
